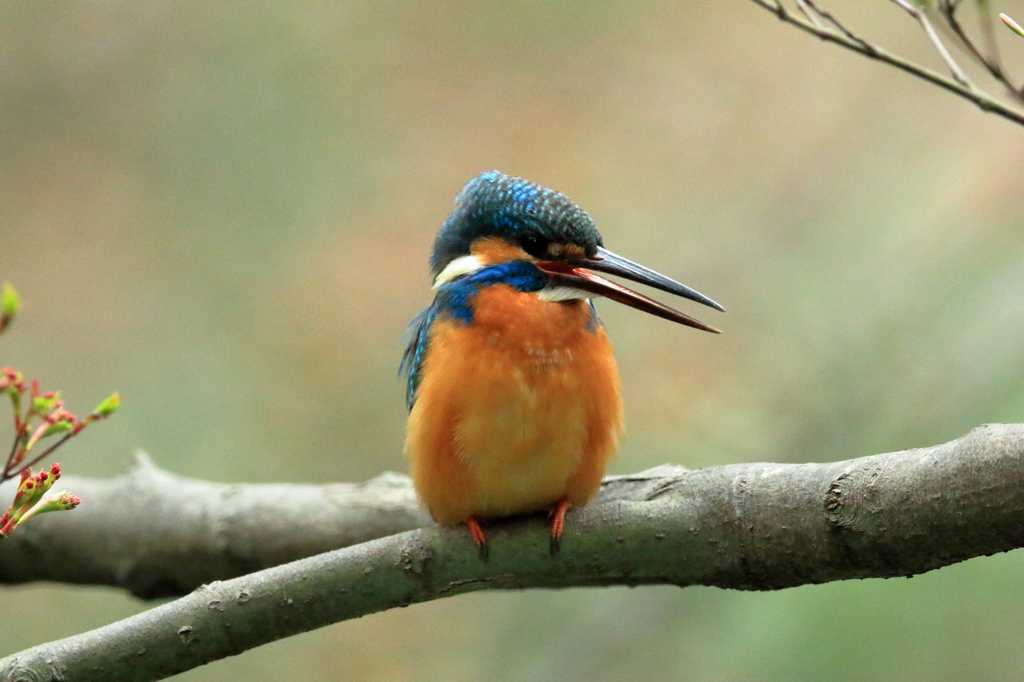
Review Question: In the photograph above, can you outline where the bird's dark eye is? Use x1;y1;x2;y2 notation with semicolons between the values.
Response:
520;233;550;258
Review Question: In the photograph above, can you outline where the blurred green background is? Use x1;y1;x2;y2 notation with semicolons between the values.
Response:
3;1;1024;680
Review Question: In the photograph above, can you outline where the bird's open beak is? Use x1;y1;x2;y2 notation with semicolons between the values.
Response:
536;247;724;333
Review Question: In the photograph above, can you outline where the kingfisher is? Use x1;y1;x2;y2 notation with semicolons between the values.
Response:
402;171;722;557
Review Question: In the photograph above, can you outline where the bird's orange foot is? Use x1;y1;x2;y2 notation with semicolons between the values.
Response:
466;517;489;560
549;499;571;556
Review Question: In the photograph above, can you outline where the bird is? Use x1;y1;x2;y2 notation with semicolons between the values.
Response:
401;171;722;557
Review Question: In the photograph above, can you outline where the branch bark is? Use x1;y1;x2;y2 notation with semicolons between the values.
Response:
2;423;1024;682
0;453;433;598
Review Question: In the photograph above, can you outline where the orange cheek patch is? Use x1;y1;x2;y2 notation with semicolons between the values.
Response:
470;237;530;265
547;243;586;259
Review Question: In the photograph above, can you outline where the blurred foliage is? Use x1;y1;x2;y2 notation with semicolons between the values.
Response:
1;1;1023;680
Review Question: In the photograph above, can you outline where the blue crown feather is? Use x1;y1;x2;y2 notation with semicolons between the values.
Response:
429;171;602;277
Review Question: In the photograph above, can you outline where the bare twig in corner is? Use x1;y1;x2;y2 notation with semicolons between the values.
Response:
939;0;1024;100
748;0;1024;127
889;0;974;87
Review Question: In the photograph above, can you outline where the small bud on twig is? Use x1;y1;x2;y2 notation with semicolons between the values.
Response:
90;392;122;419
0;464;65;536
32;390;62;415
14;490;81;527
1001;13;1024;38
0;283;19;334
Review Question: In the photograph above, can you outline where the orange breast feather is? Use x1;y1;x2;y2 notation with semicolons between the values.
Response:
405;284;623;525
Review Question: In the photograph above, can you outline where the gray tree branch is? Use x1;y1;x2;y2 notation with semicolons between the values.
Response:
0;452;433;599
2;423;1024;682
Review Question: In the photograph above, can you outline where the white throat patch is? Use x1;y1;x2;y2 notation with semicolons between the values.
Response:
433;255;484;289
433;256;590;303
537;286;591;302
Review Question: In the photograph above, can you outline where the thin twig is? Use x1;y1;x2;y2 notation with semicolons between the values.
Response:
975;1;1005;77
940;0;1001;76
942;0;1005;77
801;0;873;48
2;435;20;482
11;431;75;480
794;0;827;32
747;0;1024;127
939;0;1024;102
889;0;974;87
1;430;77;484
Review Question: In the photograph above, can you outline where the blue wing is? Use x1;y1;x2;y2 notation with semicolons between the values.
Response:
400;302;440;410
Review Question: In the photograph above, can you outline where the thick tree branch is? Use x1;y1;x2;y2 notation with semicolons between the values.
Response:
0;453;433;598
2;423;1024;682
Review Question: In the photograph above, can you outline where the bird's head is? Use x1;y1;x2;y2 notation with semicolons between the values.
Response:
430;171;723;332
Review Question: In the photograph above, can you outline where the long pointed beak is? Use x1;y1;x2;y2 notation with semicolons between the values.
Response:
536;247;724;333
